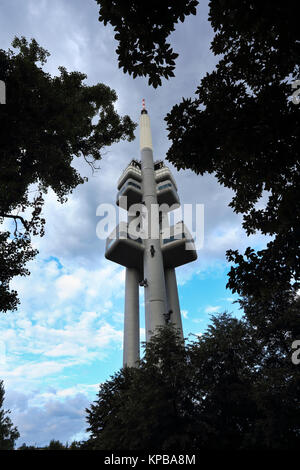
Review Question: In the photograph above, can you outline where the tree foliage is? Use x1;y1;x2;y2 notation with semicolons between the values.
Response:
18;443;39;450
46;439;67;450
86;319;300;450
86;326;193;450
0;380;20;450
95;0;199;87
18;440;83;450
0;37;136;312
164;0;300;301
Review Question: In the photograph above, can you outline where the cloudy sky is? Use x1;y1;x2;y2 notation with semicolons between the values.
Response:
0;0;271;447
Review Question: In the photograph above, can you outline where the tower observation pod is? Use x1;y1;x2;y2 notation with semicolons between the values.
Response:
105;101;197;367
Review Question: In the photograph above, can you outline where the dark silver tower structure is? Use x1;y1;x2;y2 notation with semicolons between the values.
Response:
105;103;197;367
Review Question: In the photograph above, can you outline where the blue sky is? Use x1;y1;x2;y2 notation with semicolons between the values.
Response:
0;0;271;447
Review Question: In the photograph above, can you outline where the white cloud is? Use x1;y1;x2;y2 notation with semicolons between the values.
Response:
0;314;123;382
56;274;82;300
221;297;235;303
181;310;188;319
204;305;221;314
137;328;146;347
0;256;125;392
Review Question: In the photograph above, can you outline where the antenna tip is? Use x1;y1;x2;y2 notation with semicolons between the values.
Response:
141;98;148;114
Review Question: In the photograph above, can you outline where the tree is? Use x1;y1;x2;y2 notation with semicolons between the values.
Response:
95;0;199;87
0;380;20;450
85;318;300;450
0;37;136;313
45;439;67;450
86;326;195;450
68;440;83;450
18;440;83;450
236;287;300;449
18;443;38;450
164;1;300;303
188;313;261;449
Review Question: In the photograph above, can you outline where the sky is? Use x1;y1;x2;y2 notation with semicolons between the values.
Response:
0;0;271;447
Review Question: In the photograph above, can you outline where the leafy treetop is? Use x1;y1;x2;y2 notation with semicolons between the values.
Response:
0;36;136;312
0;380;20;450
95;0;199;87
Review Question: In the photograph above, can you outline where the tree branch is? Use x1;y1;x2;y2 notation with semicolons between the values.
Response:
0;213;29;235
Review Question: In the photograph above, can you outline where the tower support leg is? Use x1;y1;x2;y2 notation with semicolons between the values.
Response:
123;267;140;367
164;267;183;340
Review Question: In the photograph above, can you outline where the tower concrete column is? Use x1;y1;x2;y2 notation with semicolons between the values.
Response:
123;211;140;368
123;266;140;367
164;267;183;339
161;211;183;339
140;111;167;340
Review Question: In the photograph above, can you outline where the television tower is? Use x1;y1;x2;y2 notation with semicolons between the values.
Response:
105;101;197;367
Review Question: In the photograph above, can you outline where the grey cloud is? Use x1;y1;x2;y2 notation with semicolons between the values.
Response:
5;389;91;447
4;389;30;412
